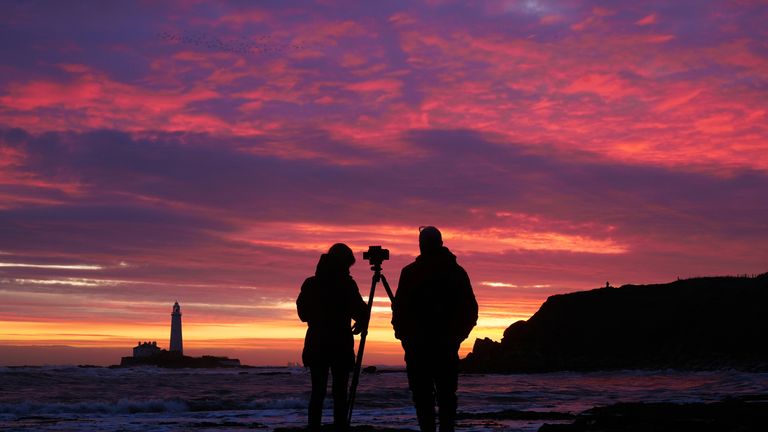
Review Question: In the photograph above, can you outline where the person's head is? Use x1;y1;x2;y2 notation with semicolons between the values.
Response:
327;243;356;269
419;226;443;255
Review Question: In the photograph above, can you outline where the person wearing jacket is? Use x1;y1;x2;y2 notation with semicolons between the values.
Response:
392;226;478;432
297;243;368;432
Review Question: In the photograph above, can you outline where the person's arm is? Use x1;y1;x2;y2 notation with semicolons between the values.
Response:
349;278;369;327
456;267;478;342
391;267;411;341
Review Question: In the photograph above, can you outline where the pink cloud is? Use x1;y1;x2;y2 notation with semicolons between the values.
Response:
636;13;658;26
570;6;617;31
345;78;403;101
562;73;638;99
0;66;222;132
216;9;269;27
540;14;566;25
383;19;767;171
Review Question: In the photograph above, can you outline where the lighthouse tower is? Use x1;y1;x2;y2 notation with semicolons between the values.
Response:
170;301;183;354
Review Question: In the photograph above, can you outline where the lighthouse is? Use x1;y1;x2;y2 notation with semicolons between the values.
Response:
170;301;183;354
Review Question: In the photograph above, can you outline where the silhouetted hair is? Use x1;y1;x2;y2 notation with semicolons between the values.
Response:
328;243;356;269
418;226;443;254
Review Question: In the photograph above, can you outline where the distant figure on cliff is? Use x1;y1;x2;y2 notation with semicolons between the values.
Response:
297;243;368;432
392;226;478;432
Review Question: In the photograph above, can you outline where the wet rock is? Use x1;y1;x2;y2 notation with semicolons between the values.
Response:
538;398;768;432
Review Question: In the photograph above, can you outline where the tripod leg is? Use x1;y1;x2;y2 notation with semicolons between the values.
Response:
347;271;378;426
380;274;395;303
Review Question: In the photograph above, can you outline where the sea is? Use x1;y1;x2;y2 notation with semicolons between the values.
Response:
1;366;767;431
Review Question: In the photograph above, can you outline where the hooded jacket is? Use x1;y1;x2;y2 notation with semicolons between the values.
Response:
297;254;367;369
392;246;478;351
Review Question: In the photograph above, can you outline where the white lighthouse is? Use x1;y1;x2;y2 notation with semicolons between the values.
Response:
170;301;183;354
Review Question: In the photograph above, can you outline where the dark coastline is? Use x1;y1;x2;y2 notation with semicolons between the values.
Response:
450;274;768;430
461;273;768;373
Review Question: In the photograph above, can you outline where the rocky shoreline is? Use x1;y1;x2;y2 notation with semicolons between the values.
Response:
274;395;768;432
539;395;768;432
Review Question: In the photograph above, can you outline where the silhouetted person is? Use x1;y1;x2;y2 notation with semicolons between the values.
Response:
297;243;368;432
392;226;478;432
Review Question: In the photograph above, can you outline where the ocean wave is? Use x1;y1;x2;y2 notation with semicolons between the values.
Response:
184;396;306;411
246;397;306;410
0;398;189;415
0;396;310;417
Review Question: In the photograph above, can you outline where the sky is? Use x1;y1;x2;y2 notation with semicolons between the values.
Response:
1;0;767;366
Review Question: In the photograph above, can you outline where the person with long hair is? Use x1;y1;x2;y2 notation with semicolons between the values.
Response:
297;243;368;431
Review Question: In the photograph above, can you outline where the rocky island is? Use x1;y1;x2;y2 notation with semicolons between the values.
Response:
462;273;768;373
119;349;241;368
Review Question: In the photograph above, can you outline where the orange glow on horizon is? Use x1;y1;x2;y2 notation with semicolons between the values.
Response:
0;291;524;365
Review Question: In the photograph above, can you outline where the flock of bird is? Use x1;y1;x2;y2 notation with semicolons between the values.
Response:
156;31;307;55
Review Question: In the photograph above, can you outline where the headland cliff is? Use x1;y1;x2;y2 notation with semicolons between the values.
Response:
462;273;768;373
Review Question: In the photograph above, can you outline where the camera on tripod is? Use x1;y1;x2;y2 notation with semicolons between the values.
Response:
363;245;389;267
349;244;394;422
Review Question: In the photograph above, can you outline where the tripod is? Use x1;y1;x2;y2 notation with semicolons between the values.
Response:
346;261;395;427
